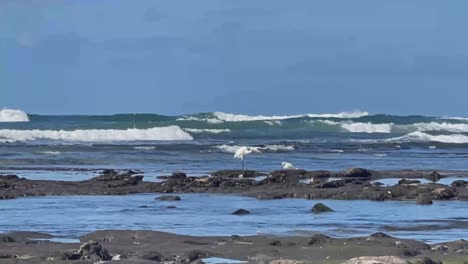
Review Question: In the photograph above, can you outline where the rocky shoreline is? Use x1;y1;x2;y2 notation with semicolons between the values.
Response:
1;230;467;264
1;168;468;203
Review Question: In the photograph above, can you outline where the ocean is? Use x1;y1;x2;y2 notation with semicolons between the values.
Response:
2;108;468;175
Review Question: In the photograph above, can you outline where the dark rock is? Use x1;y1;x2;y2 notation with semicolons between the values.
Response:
0;175;20;180
211;170;259;178
432;187;456;200
311;203;334;213
269;240;282;246
402;249;420;257
412;257;443;264
416;195;433;205
138;205;149;208
315;180;345;188
62;252;81;260
101;169;117;176
138;251;165;261
232;209;250;215
186;250;208;262
0;235;15;243
308;234;330;245
156;195;181;201
451;180;467;188
370;193;385;201
368;232;394;240
398;179;421;185
0;253;12;259
426;171;441;182
77;240;111;261
343;168;372;179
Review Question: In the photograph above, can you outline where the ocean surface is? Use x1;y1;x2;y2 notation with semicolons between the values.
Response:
2;108;468;174
2;108;468;242
1;193;467;243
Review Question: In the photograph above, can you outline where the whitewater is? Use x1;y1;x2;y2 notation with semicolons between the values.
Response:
2;108;468;172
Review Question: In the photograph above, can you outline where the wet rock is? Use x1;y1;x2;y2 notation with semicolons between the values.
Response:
63;241;111;261
402;249;420;257
138;251;165;261
370;193;385;201
343;168;372;179
156;195;181;201
451;180;467;188
342;256;407;264
311;203;334;213
367;232;394;240
308;234;330;245
0;253;12;259
315;180;345;188
412;257;443;264
0;175;20;180
269;240;282;246
232;209;250;215
260;171;300;185
0;235;15;243
211;170;259;178
426;171;441;182
398;179;421;185
159;172;187;180
432;187;456;200
186;249;208;262
416;195;433;205
78;240;111;261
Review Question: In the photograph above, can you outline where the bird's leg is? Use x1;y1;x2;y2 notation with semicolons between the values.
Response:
242;158;245;172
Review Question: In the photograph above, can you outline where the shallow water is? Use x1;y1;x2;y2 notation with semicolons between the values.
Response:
0;194;466;243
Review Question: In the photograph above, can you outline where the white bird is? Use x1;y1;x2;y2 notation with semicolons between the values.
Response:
234;146;260;171
282;162;297;170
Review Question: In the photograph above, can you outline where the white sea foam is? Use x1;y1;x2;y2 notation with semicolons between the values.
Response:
264;121;282;126
414;122;468;133
387;131;468;144
184;128;231;134
341;122;393;133
134;146;157;150
176;116;224;124
215;144;295;153
212;111;368;122
0;108;29;122
0;126;193;143
36;151;61;155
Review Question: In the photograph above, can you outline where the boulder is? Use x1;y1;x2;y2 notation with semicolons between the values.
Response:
63;241;111;261
311;203;334;213
186;250;208;262
269;240;282;246
232;209;250;215
398;179;421;185
367;232;394;240
0;235;15;243
425;171;441;182
416;195;433;205
411;257;443;264
451;180;467;188
343;168;372;179
432;187;456;200
156;195;181;201
315;180;345;188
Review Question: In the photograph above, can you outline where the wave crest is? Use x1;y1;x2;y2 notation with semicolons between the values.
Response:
213;111;368;122
215;144;295;153
0;108;29;122
341;122;393;133
0;126;192;143
388;131;468;144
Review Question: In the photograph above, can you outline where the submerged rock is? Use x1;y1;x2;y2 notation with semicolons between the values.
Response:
156;195;181;201
398;179;421;185
416;195;433;205
311;203;334;213
232;209;250;215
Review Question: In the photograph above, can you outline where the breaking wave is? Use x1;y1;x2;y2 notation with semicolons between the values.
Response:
341;122;393;133
0;126;193;143
212;111;368;122
184;128;231;134
215;144;295;153
0;108;29;122
387;132;468;144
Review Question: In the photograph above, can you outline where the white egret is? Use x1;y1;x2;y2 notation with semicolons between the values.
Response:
234;146;260;171
281;162;297;170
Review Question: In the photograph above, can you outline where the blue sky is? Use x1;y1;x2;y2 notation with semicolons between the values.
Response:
1;0;468;116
